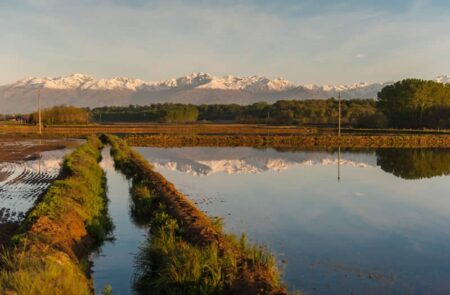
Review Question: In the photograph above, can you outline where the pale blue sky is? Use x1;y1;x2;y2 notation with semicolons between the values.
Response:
1;0;449;84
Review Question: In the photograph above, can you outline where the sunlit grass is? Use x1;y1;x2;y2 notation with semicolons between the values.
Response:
134;211;237;294
0;246;91;295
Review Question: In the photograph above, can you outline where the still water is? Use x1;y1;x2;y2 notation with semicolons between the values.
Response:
135;147;450;295
92;148;148;294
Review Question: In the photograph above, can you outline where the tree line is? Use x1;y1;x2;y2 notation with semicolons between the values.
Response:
92;104;199;123
91;99;380;127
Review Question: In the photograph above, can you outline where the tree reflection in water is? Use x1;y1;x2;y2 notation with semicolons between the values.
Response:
376;148;450;180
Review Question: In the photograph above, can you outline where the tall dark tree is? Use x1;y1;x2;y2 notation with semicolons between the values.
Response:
378;79;450;128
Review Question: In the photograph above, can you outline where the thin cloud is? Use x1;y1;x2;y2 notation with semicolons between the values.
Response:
0;0;449;84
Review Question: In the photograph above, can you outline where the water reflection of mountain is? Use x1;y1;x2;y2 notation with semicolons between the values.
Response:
376;149;450;180
136;147;377;176
136;147;450;179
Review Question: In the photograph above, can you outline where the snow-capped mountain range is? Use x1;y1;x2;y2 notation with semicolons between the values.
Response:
7;72;381;92
1;73;448;114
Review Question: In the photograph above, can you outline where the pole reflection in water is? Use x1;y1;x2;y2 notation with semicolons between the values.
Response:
337;146;341;182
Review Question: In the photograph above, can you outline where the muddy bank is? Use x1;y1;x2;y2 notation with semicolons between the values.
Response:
104;135;288;294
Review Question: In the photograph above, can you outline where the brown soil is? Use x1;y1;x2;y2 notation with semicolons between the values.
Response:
233;263;287;295
0;172;7;182
26;210;91;260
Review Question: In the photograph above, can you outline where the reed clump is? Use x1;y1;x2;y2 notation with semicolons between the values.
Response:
0;135;112;294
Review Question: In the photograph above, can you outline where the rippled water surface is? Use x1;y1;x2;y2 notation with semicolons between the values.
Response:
135;147;450;295
0;139;78;224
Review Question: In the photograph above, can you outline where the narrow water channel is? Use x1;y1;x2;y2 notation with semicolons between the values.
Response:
92;147;148;294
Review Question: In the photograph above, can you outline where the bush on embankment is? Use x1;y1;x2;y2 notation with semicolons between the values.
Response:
104;134;287;295
0;136;112;295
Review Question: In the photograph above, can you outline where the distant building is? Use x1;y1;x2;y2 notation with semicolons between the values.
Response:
5;115;31;124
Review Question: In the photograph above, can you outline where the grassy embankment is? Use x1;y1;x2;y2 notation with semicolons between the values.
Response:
104;135;288;295
124;134;450;148
0;136;112;294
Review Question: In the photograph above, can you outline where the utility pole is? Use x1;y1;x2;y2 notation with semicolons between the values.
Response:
338;92;341;136
37;88;42;135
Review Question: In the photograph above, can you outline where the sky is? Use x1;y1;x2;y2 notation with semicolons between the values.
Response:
1;0;449;85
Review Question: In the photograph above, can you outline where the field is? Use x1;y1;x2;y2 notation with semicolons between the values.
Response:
1;123;449;136
1;123;450;149
0;123;316;136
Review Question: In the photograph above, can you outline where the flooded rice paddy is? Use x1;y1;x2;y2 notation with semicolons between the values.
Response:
135;146;450;295
0;139;78;227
